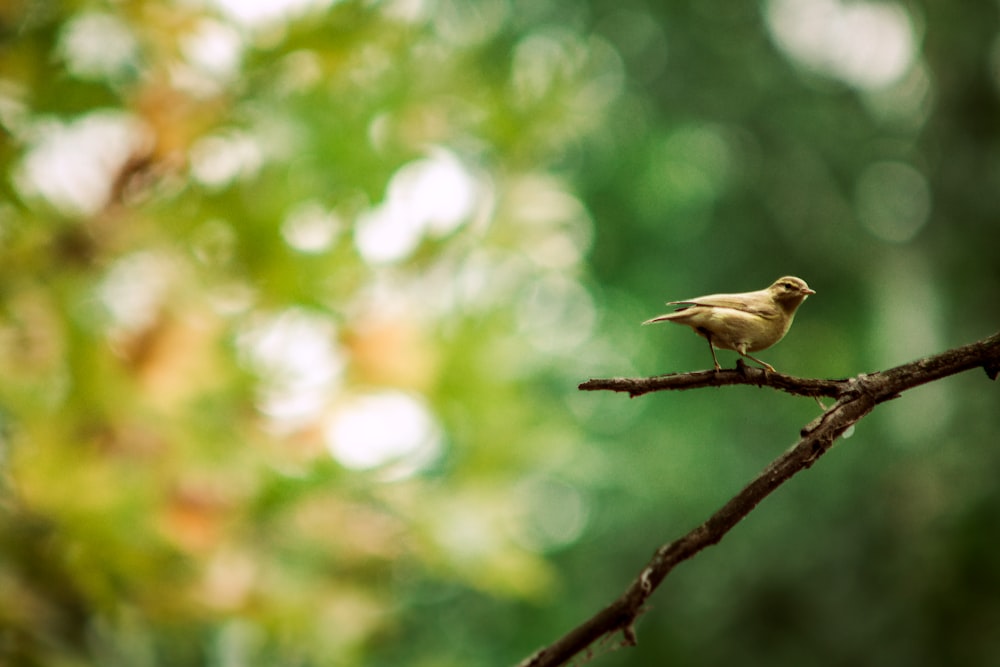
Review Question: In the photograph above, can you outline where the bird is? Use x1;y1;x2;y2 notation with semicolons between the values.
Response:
643;276;815;372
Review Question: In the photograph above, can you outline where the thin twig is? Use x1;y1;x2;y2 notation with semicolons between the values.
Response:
519;331;1000;667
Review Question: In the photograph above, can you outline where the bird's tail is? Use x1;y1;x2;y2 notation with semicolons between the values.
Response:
642;313;677;325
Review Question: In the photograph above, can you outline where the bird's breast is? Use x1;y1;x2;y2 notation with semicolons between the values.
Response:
681;308;791;352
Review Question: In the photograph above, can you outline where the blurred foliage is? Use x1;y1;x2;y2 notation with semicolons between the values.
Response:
0;1;998;666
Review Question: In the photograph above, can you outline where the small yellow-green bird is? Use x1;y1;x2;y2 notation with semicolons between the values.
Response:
643;276;815;372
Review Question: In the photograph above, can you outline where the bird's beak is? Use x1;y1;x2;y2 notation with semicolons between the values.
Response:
803;287;816;295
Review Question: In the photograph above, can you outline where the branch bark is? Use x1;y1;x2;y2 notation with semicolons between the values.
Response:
518;331;1000;667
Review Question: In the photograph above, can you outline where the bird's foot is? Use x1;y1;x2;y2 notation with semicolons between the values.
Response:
737;357;776;374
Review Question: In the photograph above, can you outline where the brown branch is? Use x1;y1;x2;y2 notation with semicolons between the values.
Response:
519;331;1000;667
578;363;848;399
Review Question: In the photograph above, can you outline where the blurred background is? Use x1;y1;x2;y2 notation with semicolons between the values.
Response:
1;0;999;665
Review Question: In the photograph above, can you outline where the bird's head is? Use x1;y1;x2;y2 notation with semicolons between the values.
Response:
768;276;815;311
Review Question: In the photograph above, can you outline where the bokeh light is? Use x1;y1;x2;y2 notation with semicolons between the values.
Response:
325;391;442;478
766;0;917;90
354;149;484;264
855;161;931;243
238;309;345;430
14;111;150;216
282;201;343;254
58;12;139;82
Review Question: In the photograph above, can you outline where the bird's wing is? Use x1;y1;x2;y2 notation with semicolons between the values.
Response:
668;292;781;319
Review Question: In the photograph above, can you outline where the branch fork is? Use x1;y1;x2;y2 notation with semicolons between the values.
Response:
520;331;1000;667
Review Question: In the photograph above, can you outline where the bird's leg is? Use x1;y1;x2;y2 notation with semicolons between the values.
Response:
704;333;722;371
736;342;775;372
740;351;776;373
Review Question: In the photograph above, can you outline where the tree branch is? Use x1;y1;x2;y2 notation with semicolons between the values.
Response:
578;364;848;399
519;331;1000;667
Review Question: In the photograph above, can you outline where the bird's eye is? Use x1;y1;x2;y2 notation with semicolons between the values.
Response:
782;282;794;290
